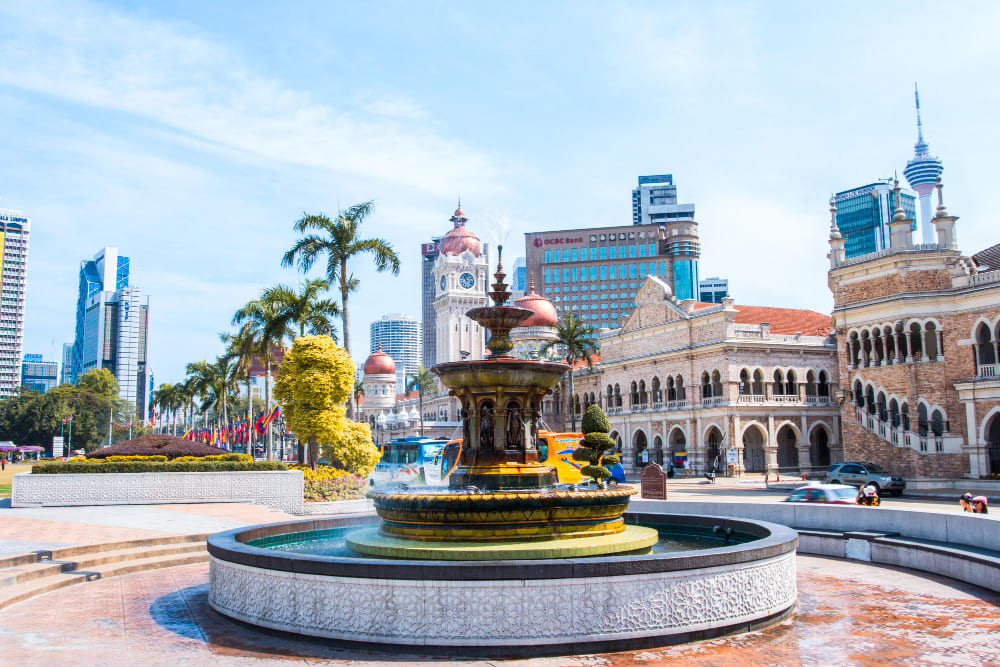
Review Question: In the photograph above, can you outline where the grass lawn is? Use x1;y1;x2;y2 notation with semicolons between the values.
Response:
0;462;33;497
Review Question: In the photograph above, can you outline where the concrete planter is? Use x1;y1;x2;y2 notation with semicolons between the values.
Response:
11;470;303;514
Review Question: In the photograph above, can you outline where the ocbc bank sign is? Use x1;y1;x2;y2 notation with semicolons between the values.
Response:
533;236;584;247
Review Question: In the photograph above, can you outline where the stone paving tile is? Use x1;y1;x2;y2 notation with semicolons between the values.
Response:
2;556;999;665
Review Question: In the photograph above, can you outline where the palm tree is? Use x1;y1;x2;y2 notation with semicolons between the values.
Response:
150;383;182;435
222;330;257;454
405;365;437;437
232;290;294;459
281;201;401;418
185;360;218;427
541;313;599;432
263;279;341;339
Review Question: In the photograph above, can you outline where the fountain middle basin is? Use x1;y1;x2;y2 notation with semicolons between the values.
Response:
207;511;797;654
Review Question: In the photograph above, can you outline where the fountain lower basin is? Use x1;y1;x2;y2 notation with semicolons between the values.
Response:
207;512;798;655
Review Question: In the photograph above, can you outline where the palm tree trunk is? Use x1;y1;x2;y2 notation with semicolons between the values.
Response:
246;377;252;455
568;366;576;432
341;277;354;420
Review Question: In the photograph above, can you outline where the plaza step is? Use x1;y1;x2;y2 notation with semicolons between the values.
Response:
0;541;208;587
0;533;210;611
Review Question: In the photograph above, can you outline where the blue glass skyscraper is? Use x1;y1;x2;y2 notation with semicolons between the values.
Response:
834;181;917;258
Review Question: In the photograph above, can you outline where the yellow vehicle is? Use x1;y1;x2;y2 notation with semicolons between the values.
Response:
438;430;626;483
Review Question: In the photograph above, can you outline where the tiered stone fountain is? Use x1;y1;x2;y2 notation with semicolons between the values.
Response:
350;248;658;559
207;248;798;655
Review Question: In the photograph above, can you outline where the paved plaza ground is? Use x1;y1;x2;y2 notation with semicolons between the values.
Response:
1;486;997;665
2;556;997;665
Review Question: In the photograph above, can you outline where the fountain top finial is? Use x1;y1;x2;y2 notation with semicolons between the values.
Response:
489;245;511;306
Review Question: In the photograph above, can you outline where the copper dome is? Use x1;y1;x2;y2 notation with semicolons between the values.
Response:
363;343;396;375
439;200;481;257
514;275;558;327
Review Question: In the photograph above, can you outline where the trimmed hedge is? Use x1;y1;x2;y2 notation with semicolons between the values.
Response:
32;459;287;474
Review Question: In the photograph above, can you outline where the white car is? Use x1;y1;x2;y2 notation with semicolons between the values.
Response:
783;484;859;505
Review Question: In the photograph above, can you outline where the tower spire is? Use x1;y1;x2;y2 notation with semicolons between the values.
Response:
914;82;925;145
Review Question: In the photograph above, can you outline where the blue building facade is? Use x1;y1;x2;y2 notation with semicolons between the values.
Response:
21;354;58;394
834;181;917;258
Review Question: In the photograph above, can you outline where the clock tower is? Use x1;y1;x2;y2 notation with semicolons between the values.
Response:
432;202;488;363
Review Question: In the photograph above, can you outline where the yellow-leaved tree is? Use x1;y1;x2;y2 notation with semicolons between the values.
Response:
274;335;376;472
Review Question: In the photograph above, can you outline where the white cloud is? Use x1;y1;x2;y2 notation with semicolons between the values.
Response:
0;0;503;199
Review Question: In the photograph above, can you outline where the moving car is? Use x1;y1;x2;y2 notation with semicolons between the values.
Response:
825;462;906;496
783;484;860;504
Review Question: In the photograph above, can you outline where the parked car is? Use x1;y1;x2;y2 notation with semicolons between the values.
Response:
825;462;906;496
784;484;860;504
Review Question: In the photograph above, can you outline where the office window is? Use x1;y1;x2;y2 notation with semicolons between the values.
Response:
544;250;551;263
619;245;626;258
571;267;578;281
544;268;551;283
609;246;617;259
599;265;607;279
562;249;570;262
648;243;656;255
571;248;578;261
629;263;637;278
609;264;617;279
638;244;646;257
620;263;627;279
659;261;667;275
562;268;570;281
639;263;647;277
600;246;607;259
589;266;597;280
628;245;636;258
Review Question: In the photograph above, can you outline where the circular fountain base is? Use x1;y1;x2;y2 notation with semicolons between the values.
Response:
207;513;798;655
345;524;659;560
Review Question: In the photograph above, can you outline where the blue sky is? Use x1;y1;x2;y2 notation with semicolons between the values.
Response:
2;1;999;386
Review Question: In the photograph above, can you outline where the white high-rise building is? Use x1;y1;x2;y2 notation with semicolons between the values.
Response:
0;209;30;397
369;313;422;393
72;247;151;418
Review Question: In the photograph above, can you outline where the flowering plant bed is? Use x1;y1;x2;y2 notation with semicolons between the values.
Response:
85;434;230;460
33;453;285;474
291;465;367;501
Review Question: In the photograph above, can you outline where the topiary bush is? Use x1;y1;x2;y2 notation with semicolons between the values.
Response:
572;404;620;484
85;434;229;460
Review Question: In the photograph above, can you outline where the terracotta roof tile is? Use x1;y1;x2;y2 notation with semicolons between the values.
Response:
731;305;832;336
973;243;1000;271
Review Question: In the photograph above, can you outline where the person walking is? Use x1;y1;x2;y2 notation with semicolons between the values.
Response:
683;458;690;477
1;457;5;471
960;493;975;512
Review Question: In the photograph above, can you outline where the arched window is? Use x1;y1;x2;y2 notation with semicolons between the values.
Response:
931;409;945;436
667;376;676;401
651;377;662;403
925;322;939;359
818;370;830;397
613;384;622;407
606;385;614;407
909;323;924;360
805;370;817;397
785;370;797;396
712;370;723;397
676;376;685;401
752;370;764;395
872;330;884;365
739;369;751;394
917;403;929;436
976;323;995;366
865;386;876;415
884;326;896;363
773;369;784;395
861;330;871;367
901;402;910;431
889;398;900;427
638;380;647;405
876;392;887;422
849;332;860;367
701;372;712;399
630;381;639;407
853;380;864;408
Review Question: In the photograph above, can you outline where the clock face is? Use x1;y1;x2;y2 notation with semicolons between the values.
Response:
440;276;447;291
459;272;475;289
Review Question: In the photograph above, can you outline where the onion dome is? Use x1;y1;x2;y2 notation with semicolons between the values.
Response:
408;407;420;421
363;341;396;375
514;274;558;327
439;199;481;257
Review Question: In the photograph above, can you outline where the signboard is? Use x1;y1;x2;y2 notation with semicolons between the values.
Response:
52;436;64;458
726;448;738;465
641;462;667;499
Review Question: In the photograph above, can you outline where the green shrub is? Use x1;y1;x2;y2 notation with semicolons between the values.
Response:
32;459;287;474
576;404;616;484
303;473;367;502
105;455;168;463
